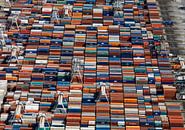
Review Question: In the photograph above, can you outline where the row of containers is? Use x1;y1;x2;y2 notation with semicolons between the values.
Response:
0;0;184;129
11;0;163;33
0;83;183;129
32;0;148;4
0;62;174;85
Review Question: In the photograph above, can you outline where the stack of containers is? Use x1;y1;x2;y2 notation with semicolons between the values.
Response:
97;55;109;83
124;1;135;27
159;57;175;84
96;102;110;129
93;7;103;26
103;6;113;26
166;102;184;128
124;84;140;130
81;83;96;130
133;45;145;66
147;0;164;35
135;67;148;84
84;56;96;83
84;26;97;83
110;83;125;129
120;27;131;42
122;67;135;84
109;47;122;82
66;84;82;129
72;3;82;25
